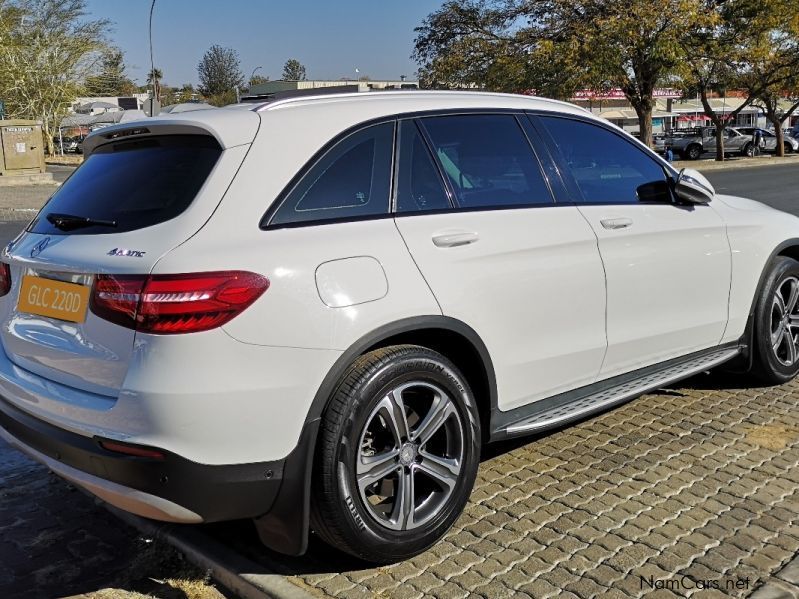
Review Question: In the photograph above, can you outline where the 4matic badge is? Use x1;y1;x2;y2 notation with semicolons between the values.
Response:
107;248;147;258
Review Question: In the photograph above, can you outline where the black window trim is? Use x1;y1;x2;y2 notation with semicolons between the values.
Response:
262;120;397;230
526;111;688;208
260;107;610;231
391;118;457;214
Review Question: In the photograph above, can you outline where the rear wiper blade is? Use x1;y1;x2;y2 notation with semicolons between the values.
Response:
46;213;118;231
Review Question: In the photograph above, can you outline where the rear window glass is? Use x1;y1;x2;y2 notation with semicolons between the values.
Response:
29;135;221;235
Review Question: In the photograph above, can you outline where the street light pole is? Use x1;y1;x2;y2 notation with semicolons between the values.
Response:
148;0;158;115
250;66;263;85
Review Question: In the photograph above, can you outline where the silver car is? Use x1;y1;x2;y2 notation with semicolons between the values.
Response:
736;127;798;155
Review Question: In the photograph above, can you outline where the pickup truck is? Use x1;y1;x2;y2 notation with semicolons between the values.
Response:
666;127;751;160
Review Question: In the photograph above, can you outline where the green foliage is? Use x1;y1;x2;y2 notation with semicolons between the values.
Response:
414;0;716;146
204;89;237;107
281;58;306;81
84;48;135;96
0;0;110;154
682;0;799;159
197;45;244;97
249;74;269;87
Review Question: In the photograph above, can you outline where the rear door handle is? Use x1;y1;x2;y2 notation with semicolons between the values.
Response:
599;218;633;230
432;231;479;248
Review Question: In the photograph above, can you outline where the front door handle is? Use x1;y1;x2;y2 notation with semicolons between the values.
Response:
432;231;479;248
600;218;633;230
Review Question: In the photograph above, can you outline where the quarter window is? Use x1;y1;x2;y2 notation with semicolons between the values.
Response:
395;120;451;213
269;122;394;226
419;115;553;208
538;116;671;204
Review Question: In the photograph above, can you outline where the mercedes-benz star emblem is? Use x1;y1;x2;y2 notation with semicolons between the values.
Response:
30;237;50;258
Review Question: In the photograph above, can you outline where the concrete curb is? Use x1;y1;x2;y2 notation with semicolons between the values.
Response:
104;505;317;599
674;155;799;172
0;173;57;186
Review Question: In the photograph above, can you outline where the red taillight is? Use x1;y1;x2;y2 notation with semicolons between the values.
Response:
0;263;11;297
91;271;269;334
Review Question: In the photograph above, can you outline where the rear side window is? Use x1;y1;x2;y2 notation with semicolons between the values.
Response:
395;120;451;213
419;115;552;209
30;135;221;235
269;122;394;226
538;116;671;204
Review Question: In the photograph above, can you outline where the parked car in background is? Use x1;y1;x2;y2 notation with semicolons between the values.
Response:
53;135;85;154
2;91;799;563
667;126;750;159
736;127;797;155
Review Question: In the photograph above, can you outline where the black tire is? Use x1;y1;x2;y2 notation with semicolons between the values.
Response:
751;256;799;384
687;144;702;160
310;344;481;563
784;142;793;154
742;142;754;157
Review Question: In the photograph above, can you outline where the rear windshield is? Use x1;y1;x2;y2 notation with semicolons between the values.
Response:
29;135;222;235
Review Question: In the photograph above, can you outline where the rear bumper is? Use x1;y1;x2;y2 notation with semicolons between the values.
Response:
0;395;284;523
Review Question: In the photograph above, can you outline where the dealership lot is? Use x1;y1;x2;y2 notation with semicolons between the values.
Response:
1;163;798;598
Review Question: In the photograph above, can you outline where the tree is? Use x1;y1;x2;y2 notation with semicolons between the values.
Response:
204;89;237;107
249;74;269;87
174;83;197;103
748;2;799;157
414;0;714;148
197;45;243;97
0;0;110;154
146;67;162;101
84;48;135;96
282;58;306;81
683;0;799;160
756;86;799;157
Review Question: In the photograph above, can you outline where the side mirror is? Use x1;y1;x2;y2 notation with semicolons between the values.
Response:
674;168;715;204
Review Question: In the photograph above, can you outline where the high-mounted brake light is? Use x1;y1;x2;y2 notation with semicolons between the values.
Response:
91;271;269;334
0;263;11;297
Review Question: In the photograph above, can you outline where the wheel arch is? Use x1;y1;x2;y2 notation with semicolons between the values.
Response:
735;238;799;371
254;316;497;556
309;316;497;435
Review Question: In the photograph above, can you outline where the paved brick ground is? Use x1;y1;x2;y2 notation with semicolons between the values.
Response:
207;372;799;598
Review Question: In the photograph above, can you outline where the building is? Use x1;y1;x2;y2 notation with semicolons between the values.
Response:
71;94;149;114
568;87;799;134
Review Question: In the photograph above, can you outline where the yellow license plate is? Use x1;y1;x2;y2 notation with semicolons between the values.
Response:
18;275;90;323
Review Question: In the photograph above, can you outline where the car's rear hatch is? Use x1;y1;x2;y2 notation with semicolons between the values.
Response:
0;114;258;398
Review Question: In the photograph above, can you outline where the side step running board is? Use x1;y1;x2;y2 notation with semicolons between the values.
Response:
503;347;740;437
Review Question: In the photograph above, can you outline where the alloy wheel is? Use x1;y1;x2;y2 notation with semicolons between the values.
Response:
356;381;464;531
772;276;799;367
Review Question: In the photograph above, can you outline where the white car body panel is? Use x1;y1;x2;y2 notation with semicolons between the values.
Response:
395;208;607;410
577;204;730;378
713;195;799;343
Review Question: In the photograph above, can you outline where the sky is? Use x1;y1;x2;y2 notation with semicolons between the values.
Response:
83;0;444;87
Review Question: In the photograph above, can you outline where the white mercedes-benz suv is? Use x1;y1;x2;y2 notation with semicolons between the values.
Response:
1;91;798;563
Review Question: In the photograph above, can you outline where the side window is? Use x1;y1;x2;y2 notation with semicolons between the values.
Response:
269;122;394;226
538;116;671;204
395;120;451;213
419;115;553;209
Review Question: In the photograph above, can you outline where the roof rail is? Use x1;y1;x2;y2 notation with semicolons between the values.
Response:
239;85;361;104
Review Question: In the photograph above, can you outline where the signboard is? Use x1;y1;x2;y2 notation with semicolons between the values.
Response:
117;97;138;110
569;88;683;101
